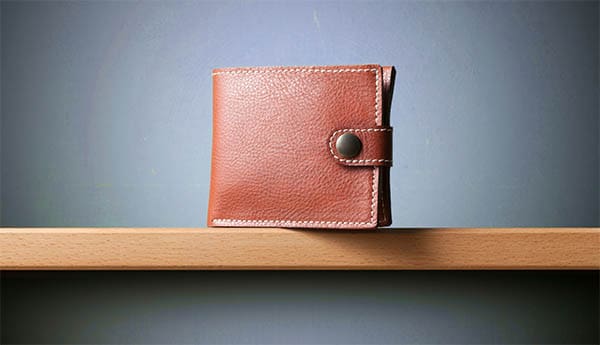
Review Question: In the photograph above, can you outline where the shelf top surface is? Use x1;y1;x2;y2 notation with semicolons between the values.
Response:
1;227;598;270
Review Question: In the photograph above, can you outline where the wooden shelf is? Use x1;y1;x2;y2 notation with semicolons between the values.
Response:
0;227;598;270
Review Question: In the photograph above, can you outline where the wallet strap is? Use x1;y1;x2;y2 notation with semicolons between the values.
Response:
328;127;393;167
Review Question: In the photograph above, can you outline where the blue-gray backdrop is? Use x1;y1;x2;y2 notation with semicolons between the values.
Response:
2;1;598;227
1;1;598;344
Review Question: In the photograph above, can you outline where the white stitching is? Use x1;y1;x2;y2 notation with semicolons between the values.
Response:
373;68;382;224
369;168;377;223
213;68;377;76
371;68;380;224
333;128;392;132
337;159;392;163
212;219;373;226
375;70;380;124
328;128;393;163
212;67;381;227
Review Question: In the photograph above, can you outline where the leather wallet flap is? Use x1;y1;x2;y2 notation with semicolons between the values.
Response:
328;127;393;167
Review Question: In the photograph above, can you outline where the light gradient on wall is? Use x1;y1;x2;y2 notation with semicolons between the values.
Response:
1;1;598;227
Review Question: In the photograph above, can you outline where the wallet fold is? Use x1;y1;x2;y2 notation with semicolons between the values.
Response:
208;64;396;229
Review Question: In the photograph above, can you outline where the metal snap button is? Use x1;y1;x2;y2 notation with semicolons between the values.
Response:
336;133;362;158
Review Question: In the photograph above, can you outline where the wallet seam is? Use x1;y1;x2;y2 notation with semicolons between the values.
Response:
212;67;376;76
328;128;393;163
212;67;380;227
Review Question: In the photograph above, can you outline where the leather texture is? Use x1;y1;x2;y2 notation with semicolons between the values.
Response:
208;64;396;229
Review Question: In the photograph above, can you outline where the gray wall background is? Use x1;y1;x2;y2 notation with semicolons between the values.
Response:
1;0;598;227
1;1;599;344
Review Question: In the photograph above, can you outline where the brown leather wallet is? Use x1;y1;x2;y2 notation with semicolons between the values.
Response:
208;64;395;229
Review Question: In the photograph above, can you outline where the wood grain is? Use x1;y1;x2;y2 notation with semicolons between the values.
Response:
0;228;598;270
